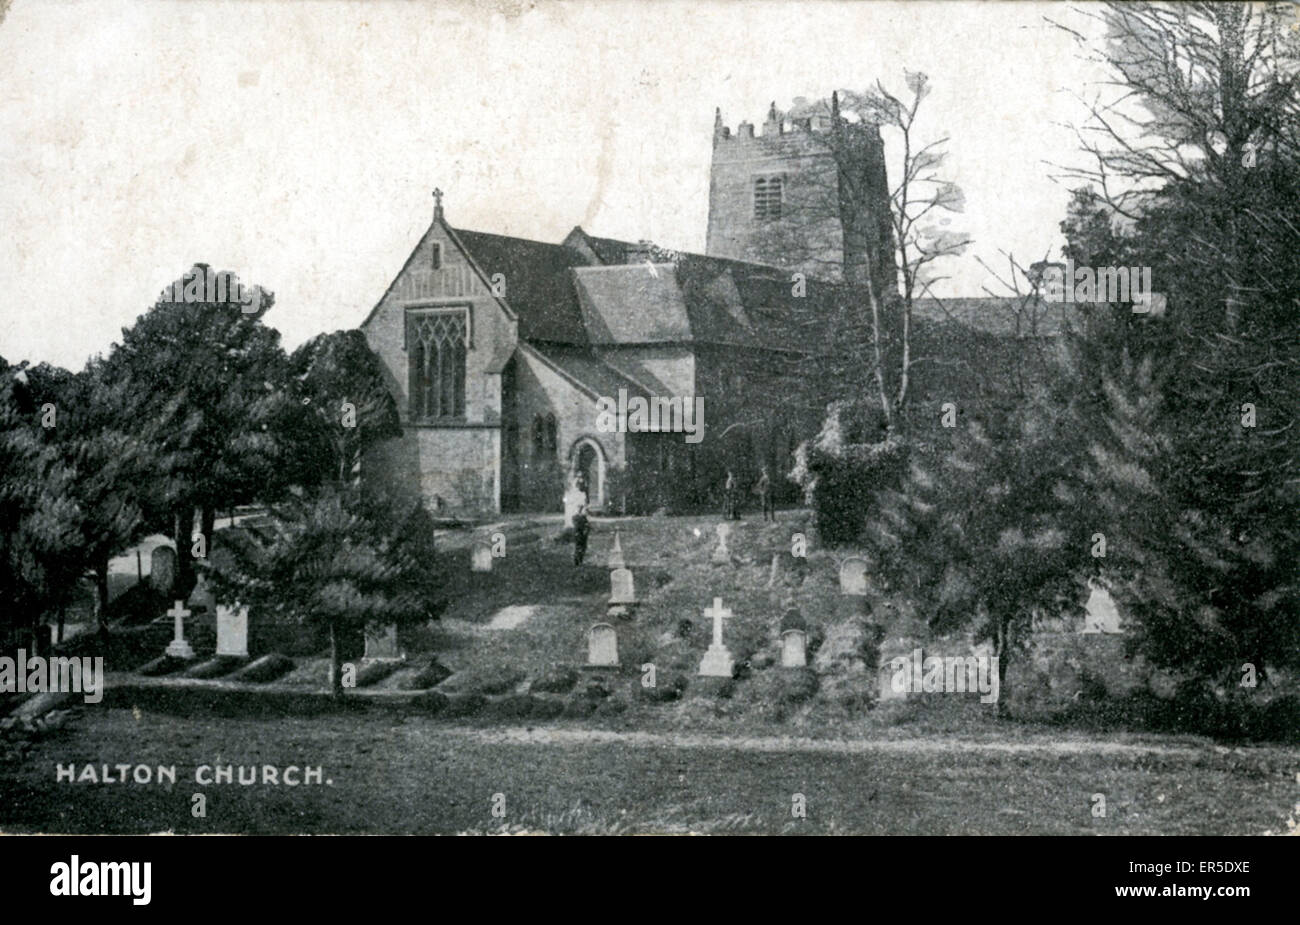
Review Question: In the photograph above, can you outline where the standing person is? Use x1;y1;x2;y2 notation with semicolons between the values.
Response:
756;466;774;522
723;469;737;520
572;503;590;566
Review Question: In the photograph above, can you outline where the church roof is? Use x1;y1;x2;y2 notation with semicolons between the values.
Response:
451;224;801;351
570;264;765;348
451;228;593;344
527;344;655;400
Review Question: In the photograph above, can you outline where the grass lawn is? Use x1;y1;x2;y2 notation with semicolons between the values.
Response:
1;707;1296;834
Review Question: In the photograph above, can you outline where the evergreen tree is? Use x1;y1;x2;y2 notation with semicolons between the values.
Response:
206;487;440;698
865;385;1090;711
287;329;402;489
100;266;295;589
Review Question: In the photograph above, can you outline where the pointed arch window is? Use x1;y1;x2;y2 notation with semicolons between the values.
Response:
407;309;468;420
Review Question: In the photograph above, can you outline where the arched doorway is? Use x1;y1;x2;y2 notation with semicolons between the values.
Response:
569;437;606;510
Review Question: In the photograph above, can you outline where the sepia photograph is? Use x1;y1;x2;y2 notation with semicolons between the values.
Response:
0;0;1296;870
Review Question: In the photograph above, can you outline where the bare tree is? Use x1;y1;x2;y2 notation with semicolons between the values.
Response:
764;75;970;434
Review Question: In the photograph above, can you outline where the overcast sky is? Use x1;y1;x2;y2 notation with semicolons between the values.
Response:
0;0;1112;371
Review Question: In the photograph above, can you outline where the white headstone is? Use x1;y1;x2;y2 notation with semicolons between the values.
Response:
839;557;868;596
780;629;808;668
187;570;216;613
698;597;734;677
877;641;915;700
150;546;177;595
587;622;619;667
607;530;626;570
609;567;636;605
1082;582;1123;634
165;600;195;659
215;604;249;657
471;541;493;573
365;623;403;660
711;523;732;565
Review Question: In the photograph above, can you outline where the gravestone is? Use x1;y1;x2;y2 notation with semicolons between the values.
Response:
779;608;808;668
1081;581;1123;634
711;523;732;565
839;557;868;596
365;623;404;660
609;567;636;605
164;600;195;659
698;597;734;677
471;540;493;573
877;638;916;701
150;545;177;595
215;603;250;658
781;630;808;668
587;623;619;667
607;530;626;570
187;570;216;614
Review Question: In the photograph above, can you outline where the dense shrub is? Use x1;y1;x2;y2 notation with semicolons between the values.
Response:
793;423;909;546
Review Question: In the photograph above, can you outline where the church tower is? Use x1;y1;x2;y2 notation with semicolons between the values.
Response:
705;97;896;296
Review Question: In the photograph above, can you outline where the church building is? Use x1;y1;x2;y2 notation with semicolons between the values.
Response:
359;102;895;516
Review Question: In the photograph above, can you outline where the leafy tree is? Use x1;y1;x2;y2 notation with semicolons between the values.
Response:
206;487;440;698
100;266;295;588
1055;2;1300;688
0;360;84;653
864;387;1090;711
288;329;402;488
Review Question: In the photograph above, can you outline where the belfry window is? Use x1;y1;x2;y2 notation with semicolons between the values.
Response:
754;176;783;221
408;310;467;420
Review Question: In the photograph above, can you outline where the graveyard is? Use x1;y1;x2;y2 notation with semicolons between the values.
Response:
2;511;1298;835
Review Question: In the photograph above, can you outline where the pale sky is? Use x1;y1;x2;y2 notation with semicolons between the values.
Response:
0;0;1111;371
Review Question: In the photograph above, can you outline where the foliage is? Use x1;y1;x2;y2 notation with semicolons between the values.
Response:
864;387;1091;705
793;401;909;545
204;486;442;695
1055;2;1300;688
287;329;402;487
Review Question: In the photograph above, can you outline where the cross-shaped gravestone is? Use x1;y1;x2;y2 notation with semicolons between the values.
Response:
698;597;734;677
165;600;195;659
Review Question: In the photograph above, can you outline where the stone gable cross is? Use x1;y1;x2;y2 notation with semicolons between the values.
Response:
704;597;732;647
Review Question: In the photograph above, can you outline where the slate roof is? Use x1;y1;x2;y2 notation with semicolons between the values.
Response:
451;229;593;345
571;264;765;348
440;222;1059;403
527;344;655;400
